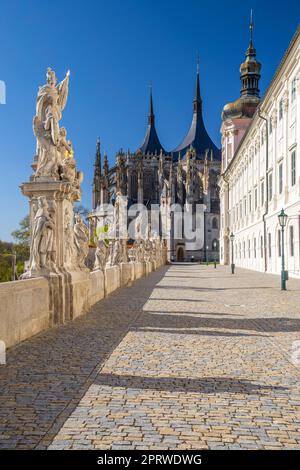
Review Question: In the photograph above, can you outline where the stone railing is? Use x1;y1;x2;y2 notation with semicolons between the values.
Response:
0;67;168;350
0;248;167;349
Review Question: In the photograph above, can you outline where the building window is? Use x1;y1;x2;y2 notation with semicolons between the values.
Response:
279;163;283;194
279;99;283;120
254;238;257;258
243;241;246;258
268;233;272;258
291;151;296;186
212;218;218;229
260;235;264;258
248;239;251;258
249;193;252;212
261;131;264;146
269;118;272;135
291;78;296;103
227;143;232;161
278;230;281;257
261;180;265;206
254;187;258;210
240;202;242;219
290;226;294;257
268;174;273;201
244;198;247;216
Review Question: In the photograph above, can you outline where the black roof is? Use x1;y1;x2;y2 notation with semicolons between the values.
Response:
137;91;167;155
172;70;221;161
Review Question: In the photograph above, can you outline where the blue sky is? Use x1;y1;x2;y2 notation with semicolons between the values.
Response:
0;0;299;241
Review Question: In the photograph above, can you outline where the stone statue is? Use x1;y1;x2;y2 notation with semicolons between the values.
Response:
34;68;70;178
61;154;76;183
94;240;109;271
58;127;73;166
73;214;89;268
64;208;76;267
23;196;55;276
107;239;122;266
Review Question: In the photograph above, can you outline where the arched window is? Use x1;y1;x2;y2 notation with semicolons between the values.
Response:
212;218;218;229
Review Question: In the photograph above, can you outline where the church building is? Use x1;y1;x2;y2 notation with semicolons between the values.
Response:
89;68;221;262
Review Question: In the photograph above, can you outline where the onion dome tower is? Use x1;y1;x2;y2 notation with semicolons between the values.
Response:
222;11;261;121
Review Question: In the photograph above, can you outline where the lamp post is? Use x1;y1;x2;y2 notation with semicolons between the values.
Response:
213;240;217;268
278;208;288;290
230;232;235;274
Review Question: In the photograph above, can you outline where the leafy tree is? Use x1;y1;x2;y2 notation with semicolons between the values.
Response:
11;215;30;245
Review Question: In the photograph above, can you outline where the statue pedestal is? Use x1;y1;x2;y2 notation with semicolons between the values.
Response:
21;178;88;324
21;179;77;275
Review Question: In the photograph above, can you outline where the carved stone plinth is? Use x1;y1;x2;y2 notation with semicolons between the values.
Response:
21;179;81;277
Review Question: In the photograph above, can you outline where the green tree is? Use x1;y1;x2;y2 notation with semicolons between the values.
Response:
11;215;30;245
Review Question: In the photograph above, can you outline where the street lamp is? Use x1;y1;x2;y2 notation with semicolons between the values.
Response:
230;232;235;274
213;240;217;268
278;208;288;290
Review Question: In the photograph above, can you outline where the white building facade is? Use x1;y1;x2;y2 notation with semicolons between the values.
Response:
219;25;300;278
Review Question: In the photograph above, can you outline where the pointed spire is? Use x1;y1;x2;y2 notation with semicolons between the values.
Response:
249;9;253;48
103;151;109;176
193;56;202;113
137;84;167;155
245;9;256;60
92;138;101;210
94;137;101;174
240;10;261;97
148;82;154;125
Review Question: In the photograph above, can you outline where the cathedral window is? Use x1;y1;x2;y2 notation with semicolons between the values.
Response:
212;218;218;229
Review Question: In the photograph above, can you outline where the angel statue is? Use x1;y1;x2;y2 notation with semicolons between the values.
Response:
34;68;70;178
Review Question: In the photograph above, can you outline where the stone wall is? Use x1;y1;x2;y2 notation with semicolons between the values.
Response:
0;259;166;350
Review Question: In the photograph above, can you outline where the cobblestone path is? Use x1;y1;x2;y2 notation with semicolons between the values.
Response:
1;265;300;449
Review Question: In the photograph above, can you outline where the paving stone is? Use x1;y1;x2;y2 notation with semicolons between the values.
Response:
1;265;300;449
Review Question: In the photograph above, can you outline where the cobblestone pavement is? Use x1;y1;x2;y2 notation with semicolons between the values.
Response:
1;265;300;450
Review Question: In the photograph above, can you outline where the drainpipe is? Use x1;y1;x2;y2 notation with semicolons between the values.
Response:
258;108;268;272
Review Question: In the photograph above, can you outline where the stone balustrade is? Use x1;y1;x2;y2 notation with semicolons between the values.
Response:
0;257;166;350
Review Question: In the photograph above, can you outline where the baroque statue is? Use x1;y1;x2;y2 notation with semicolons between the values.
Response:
34;68;70;178
74;214;89;268
21;196;55;277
